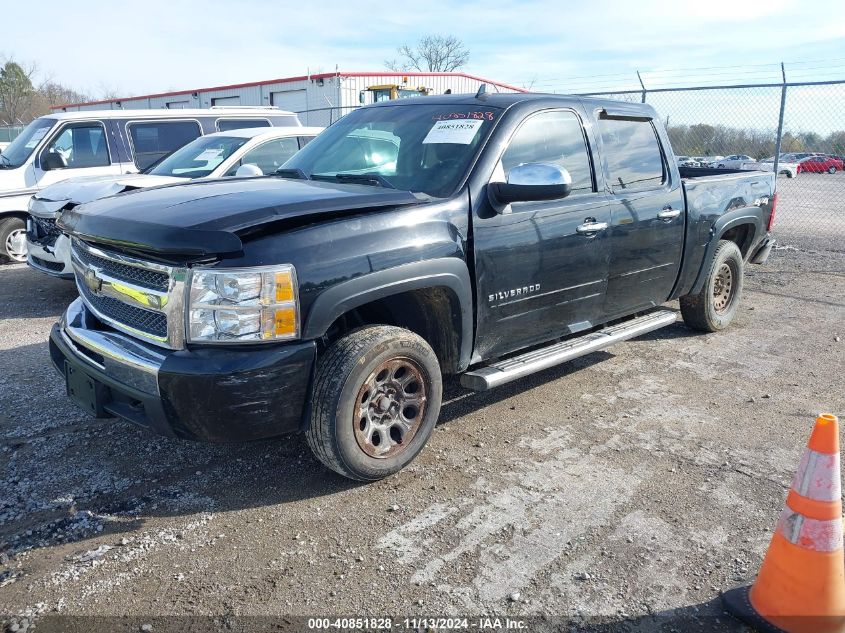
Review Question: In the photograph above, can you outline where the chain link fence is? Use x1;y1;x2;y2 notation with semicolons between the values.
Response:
0;125;24;146
581;81;845;248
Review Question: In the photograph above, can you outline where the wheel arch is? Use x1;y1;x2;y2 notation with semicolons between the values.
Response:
302;258;474;373
689;212;761;295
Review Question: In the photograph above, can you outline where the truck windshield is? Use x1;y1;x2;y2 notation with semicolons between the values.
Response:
282;104;502;198
146;135;249;178
0;118;56;169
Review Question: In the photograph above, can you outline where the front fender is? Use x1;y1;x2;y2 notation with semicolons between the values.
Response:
302;258;474;371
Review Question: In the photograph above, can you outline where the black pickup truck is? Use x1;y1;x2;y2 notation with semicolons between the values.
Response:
51;93;776;480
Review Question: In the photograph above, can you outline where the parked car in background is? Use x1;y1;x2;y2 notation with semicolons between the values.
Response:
0;107;301;263
27;126;322;278
797;155;843;174
753;154;800;178
715;155;756;169
676;156;701;168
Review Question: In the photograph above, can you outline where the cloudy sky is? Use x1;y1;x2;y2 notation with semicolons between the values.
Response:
2;0;844;98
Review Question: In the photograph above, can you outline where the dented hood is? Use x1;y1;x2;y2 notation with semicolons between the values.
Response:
32;174;184;214
59;176;426;257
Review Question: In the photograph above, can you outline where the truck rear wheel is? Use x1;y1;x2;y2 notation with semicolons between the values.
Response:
680;240;744;332
0;217;27;263
306;326;442;481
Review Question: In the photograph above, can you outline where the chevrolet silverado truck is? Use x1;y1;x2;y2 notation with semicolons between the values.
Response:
50;93;777;481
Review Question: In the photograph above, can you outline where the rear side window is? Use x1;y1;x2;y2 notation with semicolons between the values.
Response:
127;120;202;170
501;110;594;193
598;118;665;192
216;119;272;132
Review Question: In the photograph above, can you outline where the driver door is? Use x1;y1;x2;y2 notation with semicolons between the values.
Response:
472;108;612;360
35;121;121;188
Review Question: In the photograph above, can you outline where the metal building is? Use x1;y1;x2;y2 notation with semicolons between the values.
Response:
52;71;525;126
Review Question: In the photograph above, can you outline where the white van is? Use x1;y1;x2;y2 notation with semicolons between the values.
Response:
27;126;323;278
0;107;300;262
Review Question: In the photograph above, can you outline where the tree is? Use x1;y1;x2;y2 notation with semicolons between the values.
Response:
0;59;36;123
385;35;469;72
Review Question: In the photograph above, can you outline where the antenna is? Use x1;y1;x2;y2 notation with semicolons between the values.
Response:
475;83;488;99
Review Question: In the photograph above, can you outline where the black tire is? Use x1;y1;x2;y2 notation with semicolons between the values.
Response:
0;216;27;263
680;240;744;333
306;325;442;481
828;166;837;174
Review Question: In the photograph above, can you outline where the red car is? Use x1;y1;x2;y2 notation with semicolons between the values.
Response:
797;155;844;174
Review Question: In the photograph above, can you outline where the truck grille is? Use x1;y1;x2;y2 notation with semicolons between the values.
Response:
72;243;170;292
70;239;187;349
78;282;168;338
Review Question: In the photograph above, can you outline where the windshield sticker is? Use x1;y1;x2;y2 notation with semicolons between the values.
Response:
24;128;50;149
434;111;496;121
195;148;224;161
423;119;484;145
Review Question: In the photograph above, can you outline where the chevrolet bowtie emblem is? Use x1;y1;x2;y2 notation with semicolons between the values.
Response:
83;267;103;294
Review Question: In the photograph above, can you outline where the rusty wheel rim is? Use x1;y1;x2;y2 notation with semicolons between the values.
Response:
713;262;734;314
353;357;427;459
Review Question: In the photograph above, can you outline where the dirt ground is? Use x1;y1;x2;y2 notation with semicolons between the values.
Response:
0;229;843;632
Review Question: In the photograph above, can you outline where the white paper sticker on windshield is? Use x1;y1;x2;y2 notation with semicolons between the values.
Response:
195;148;224;161
423;119;483;145
24;127;50;148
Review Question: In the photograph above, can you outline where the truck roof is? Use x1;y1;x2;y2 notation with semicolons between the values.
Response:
367;92;654;112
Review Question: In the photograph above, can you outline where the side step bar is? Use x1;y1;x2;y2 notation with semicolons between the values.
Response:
460;309;677;391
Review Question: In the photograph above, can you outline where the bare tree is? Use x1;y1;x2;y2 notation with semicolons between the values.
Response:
0;58;37;123
385;35;469;72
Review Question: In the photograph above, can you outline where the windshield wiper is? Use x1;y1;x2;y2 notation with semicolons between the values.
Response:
312;173;396;189
274;168;310;180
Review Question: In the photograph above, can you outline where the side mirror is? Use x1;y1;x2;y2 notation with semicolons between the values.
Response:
41;152;68;172
490;163;572;206
235;164;263;177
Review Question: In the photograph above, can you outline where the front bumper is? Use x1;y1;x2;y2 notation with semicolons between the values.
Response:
27;230;73;279
50;298;317;442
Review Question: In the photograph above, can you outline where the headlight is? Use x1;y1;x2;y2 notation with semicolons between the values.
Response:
187;265;299;343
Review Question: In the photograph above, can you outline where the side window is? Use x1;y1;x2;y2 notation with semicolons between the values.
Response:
127;120;202;170
216;119;272;132
225;137;299;176
42;122;110;169
598;118;665;192
501;110;594;193
298;136;315;149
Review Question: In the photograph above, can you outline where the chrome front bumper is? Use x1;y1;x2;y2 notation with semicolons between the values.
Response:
56;297;165;394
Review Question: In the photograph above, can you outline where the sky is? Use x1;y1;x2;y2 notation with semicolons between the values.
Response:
2;0;844;97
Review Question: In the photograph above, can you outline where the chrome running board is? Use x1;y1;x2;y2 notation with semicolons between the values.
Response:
460;309;677;391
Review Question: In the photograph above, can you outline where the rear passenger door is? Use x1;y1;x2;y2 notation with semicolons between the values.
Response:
472;108;613;360
125;120;202;171
596;112;685;318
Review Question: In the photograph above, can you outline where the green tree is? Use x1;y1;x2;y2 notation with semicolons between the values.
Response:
0;60;36;123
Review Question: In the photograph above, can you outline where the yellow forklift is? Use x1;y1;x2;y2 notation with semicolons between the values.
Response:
362;83;431;103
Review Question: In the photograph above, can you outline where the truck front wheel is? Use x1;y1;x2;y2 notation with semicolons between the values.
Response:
306;326;443;481
680;240;744;332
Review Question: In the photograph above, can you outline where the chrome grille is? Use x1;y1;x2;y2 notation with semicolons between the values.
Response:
72;243;169;292
70;239;187;349
78;282;167;338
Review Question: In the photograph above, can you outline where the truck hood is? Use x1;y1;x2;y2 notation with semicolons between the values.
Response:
59;176;427;257
34;174;185;209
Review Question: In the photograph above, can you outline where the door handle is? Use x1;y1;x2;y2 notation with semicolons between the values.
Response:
657;207;681;220
576;221;609;234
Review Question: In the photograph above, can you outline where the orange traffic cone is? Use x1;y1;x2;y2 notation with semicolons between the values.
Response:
723;413;845;633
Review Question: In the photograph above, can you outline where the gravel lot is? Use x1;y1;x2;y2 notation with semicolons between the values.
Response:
0;187;843;632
